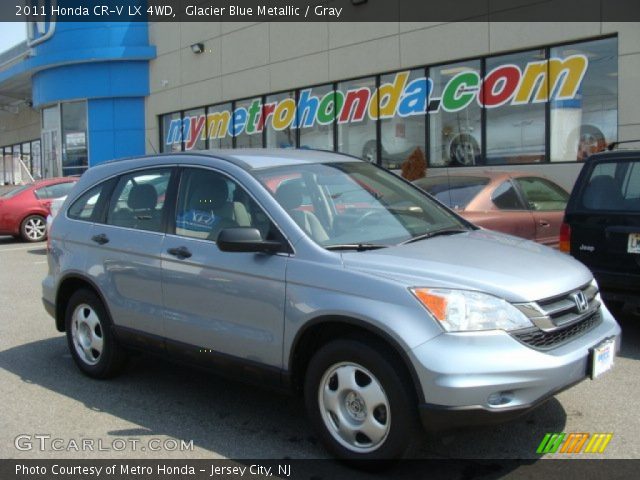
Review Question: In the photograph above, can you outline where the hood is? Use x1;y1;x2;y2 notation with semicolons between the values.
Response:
341;230;592;303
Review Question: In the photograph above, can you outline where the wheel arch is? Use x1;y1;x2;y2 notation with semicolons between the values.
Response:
288;315;425;403
54;274;111;332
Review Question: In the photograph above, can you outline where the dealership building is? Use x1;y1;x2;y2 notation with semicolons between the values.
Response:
0;18;638;189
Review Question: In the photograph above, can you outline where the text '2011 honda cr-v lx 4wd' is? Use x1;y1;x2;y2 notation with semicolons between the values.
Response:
43;149;620;461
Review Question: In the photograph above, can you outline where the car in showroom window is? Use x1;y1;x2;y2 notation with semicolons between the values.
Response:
44;149;620;462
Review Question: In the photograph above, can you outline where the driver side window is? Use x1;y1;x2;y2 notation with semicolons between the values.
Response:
175;168;277;242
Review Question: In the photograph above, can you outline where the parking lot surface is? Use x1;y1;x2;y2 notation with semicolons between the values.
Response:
1;235;639;461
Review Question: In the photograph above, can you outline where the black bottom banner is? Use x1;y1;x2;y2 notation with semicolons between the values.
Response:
2;459;639;480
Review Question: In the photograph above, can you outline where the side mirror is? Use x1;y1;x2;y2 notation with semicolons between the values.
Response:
217;227;283;254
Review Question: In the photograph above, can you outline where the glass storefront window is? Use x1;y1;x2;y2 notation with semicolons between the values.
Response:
21;142;31;177
157;37;617;169
31;140;42;179
235;98;263;148
183;108;206;151
380;69;426;170
337;77;376;160
298;83;335;151
2;147;11;184
207;103;233;149
162;112;182;153
550;37;618;161
265;91;296;149
61;101;88;176
485;49;546;165
429;61;482;167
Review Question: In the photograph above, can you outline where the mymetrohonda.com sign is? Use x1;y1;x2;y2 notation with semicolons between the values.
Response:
165;54;588;150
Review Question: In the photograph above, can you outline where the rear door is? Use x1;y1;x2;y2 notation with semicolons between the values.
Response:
569;157;640;288
86;167;174;346
486;180;537;239
513;177;569;247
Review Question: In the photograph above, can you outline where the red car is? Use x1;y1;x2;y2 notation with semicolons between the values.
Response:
0;178;77;242
414;171;570;247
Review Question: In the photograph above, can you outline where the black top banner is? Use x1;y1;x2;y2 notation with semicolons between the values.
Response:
3;0;640;22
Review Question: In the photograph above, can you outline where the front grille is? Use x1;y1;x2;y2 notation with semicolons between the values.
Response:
512;282;602;350
513;312;602;350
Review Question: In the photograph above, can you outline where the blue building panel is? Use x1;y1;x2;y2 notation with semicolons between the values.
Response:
88;98;146;165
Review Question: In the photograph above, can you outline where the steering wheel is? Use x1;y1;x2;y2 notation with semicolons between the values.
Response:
354;210;385;228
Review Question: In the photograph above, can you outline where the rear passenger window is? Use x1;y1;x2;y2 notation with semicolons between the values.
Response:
68;184;105;221
106;170;171;232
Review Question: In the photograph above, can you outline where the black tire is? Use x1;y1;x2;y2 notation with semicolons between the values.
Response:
20;214;47;242
449;134;479;166
304;338;420;462
65;289;127;379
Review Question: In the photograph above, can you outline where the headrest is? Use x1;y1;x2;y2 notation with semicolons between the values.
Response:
275;180;304;210
127;184;157;210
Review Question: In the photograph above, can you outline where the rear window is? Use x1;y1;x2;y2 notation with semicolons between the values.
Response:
581;159;640;211
34;182;76;200
1;185;30;198
415;176;489;209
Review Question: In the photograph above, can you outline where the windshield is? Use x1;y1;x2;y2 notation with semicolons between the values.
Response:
254;162;469;248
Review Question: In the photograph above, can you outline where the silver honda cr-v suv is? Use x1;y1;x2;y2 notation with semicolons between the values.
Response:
42;149;620;461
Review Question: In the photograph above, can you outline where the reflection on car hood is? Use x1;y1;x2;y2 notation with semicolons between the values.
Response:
341;230;592;303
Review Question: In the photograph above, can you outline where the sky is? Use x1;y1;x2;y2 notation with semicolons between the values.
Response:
0;22;27;54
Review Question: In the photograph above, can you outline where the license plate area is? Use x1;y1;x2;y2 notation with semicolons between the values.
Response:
590;337;615;379
629;233;640;254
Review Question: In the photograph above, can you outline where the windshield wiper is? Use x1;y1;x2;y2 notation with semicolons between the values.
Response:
325;243;388;251
400;228;470;245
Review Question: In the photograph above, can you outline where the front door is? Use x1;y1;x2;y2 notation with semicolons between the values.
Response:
161;167;288;369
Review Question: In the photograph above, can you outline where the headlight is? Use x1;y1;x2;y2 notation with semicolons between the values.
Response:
410;288;534;332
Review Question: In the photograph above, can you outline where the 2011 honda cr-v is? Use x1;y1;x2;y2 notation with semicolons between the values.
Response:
43;149;620;460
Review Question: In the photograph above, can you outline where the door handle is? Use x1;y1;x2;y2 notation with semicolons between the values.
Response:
91;233;109;245
167;246;192;259
539;220;550;227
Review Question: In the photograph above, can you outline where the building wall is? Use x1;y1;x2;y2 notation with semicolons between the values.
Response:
146;21;640;188
0;105;40;147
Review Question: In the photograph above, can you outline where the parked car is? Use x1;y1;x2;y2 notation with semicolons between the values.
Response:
561;147;640;314
43;150;619;461
414;172;570;247
0;178;77;242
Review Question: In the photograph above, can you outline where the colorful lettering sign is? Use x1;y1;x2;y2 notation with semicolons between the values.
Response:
165;54;588;150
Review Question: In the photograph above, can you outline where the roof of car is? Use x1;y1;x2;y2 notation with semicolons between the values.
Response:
416;170;551;183
585;149;640;163
103;148;361;171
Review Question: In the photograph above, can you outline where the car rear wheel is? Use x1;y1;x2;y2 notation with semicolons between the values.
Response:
20;215;47;242
304;338;419;461
65;289;127;379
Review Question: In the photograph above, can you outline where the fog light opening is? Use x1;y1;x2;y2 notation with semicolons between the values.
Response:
488;391;514;406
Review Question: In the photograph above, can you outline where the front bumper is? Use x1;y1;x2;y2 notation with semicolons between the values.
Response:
410;305;621;432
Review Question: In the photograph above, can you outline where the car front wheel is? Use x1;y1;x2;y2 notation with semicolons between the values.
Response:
304;338;420;461
65;289;127;379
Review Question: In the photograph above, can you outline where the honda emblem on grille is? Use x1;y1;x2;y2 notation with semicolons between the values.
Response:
572;291;589;313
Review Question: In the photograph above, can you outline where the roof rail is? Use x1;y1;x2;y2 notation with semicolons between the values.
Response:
607;140;640;151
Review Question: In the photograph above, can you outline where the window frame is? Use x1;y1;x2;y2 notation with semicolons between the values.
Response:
168;165;293;253
103;167;176;234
